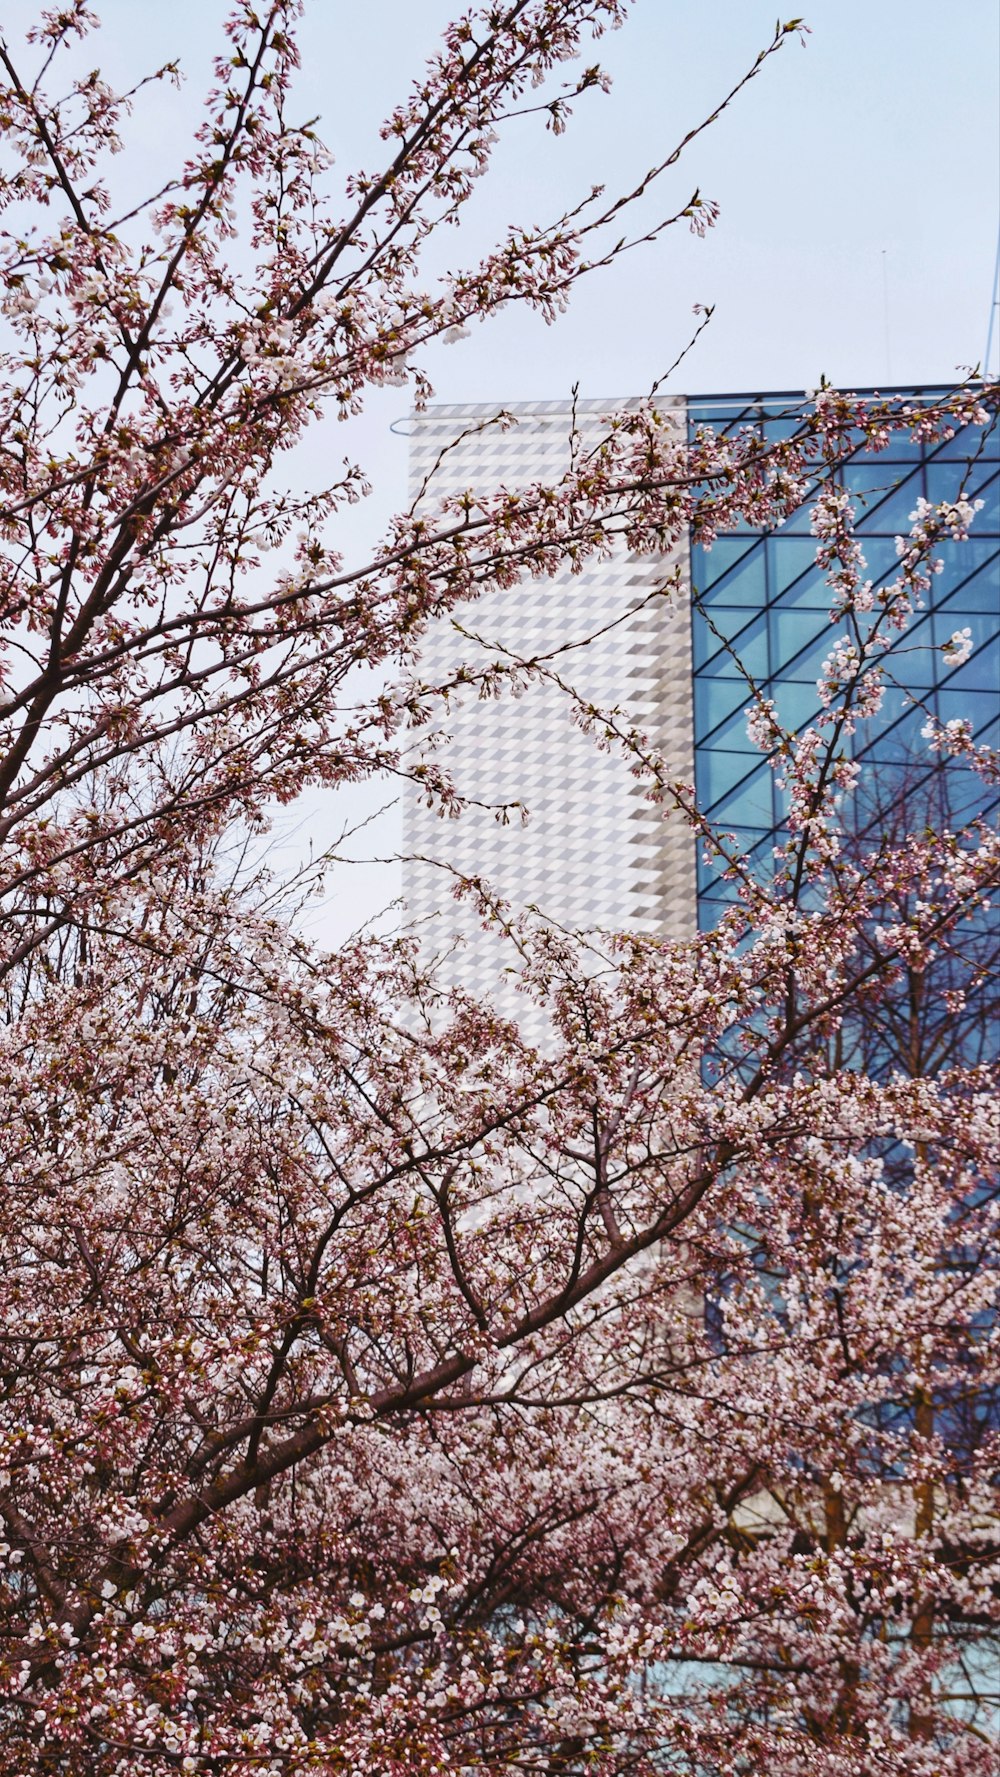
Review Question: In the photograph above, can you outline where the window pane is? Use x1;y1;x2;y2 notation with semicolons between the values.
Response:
695;537;759;591
766;537;820;595
858;537;906;586
694;674;748;739
932;609;997;655
704;705;759;752
937;687;1000;745
709;765;775;826
696;612;768;677
695;546;767;606
945;635;999;697
843;463;908;503
934;423;1000;460
935;553;1000;617
858;473;924;534
772;679;823;731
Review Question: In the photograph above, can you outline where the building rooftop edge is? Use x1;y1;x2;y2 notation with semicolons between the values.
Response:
397;383;983;429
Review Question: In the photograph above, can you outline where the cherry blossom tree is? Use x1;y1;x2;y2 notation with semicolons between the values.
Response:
0;2;997;1772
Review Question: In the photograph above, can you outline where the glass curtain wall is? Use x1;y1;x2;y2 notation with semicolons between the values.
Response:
687;387;1000;925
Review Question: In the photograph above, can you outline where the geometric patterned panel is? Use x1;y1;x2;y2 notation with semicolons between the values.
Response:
402;398;696;1038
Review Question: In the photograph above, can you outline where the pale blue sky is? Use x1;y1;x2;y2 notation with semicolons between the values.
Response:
7;2;994;460
3;1;997;936
33;0;996;396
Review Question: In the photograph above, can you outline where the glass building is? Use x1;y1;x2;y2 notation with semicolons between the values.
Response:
688;388;1000;924
403;387;1000;984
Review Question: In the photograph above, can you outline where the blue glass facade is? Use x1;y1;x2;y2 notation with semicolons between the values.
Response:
687;389;1000;924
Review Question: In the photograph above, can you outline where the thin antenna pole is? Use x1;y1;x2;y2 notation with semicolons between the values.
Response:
881;249;893;386
985;221;1000;380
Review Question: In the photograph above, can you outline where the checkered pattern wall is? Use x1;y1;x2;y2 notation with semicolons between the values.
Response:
401;399;696;1034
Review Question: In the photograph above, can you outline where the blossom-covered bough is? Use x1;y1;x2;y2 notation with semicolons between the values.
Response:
0;3;997;1771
